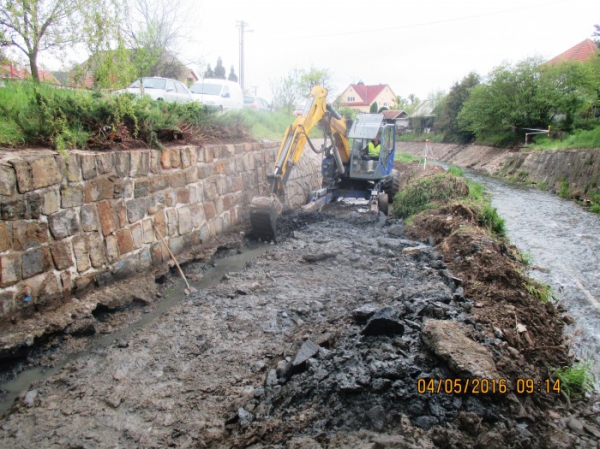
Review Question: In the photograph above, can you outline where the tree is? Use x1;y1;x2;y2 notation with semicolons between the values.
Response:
270;70;300;113
458;57;597;146
370;102;378;113
0;0;119;82
394;94;422;115
204;64;214;78
228;65;238;82
436;72;480;142
125;0;192;80
213;57;226;79
297;66;333;96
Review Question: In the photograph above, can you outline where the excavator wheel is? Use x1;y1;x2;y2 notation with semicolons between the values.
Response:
378;193;389;216
385;169;401;201
249;196;283;242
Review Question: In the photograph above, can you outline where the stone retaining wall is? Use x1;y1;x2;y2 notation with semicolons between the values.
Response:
0;142;322;323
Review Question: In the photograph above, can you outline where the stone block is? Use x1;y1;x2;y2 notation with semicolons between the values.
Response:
169;148;181;168
234;155;245;174
168;235;185;255
97;200;118;236
115;200;128;227
0;222;10;252
151;242;167;264
189;186;198;205
131;223;143;249
72;235;91;273
196;146;205;163
215;197;223;215
152;192;167;209
138;247;152;270
160;150;171;170
87;232;107;268
234;143;244;155
41;189;60;215
223;160;236;176
243;153;255;171
83;177;114;203
169;172;187;189
80;204;99;232
177;188;190;204
190;204;206;229
12;160;35;193
153;209;167;238
112;256;138;281
74;273;95;294
95;270;114;288
214;161;224;174
149;150;161;174
189;146;198;166
31;157;62;189
216;176;227;195
204;201;216;220
64;154;81;182
50;240;74;270
105;234;120;263
95;153;115;175
199;223;210;242
37;272;61;306
149;175;169;193
222;194;235;211
165;190;177;207
130;151;150;177
60;184;83;208
143;218;155;244
0;193;41;220
60;270;72;298
181;147;191;168
0;288;16;317
184;166;199;184
198;163;212;179
12;221;49;251
79;154;97;180
133;180;150;198
48;209;80;240
204;180;217;201
204;147;214;163
116;229;134;255
115;152;130;177
0;163;16;196
0;253;21;286
22;247;51;279
178;207;192;235
195;184;204;203
166;209;177;236
126;197;150;223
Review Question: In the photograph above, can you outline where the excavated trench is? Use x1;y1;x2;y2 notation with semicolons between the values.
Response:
0;196;598;448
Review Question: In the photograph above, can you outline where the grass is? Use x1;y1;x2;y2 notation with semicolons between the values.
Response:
524;280;555;302
447;166;464;177
228;109;294;140
394;152;422;163
478;204;506;237
396;132;444;143
558;180;570;199
553;360;596;399
519;251;533;266
528;126;600;150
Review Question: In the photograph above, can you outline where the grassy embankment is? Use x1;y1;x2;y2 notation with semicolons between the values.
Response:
389;164;595;399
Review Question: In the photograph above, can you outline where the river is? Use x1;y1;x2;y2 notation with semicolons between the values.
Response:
465;170;600;381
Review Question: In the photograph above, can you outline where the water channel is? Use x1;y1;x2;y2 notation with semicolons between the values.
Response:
465;170;600;382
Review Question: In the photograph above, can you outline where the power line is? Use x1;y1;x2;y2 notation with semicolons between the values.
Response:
272;0;570;40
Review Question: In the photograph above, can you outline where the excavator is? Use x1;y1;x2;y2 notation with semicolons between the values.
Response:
249;85;400;241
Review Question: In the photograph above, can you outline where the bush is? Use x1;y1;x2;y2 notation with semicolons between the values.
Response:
391;173;469;218
554;360;596;399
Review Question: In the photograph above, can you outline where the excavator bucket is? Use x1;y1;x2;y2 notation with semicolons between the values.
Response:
249;196;283;242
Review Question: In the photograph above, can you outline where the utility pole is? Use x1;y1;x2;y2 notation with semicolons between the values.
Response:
236;21;252;92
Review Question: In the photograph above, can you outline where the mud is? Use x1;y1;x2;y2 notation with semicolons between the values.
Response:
1;188;600;447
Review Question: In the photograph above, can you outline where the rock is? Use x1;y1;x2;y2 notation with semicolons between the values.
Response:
562;314;575;325
288;437;323;449
237;407;254;427
302;253;337;263
352;304;378;324
265;369;278;387
292;339;319;367
361;307;404;336
412;415;438;430
23;390;38;408
584;423;600;439
476;430;506;449
116;339;129;348
567;417;586;435
387;224;404;236
367;404;386;431
421;319;500;378
402;246;427;255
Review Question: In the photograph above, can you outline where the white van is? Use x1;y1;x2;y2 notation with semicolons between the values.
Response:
189;79;244;110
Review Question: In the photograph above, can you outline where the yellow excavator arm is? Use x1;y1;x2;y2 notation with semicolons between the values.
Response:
268;85;350;198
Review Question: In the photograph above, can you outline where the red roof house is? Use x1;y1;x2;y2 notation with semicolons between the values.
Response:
337;83;397;113
546;38;598;65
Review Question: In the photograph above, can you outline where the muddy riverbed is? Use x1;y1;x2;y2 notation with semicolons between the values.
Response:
1;194;599;447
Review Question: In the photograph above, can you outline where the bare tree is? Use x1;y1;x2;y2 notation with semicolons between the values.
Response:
125;0;191;79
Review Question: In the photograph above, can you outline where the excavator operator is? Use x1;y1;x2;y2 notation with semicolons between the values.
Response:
367;136;381;159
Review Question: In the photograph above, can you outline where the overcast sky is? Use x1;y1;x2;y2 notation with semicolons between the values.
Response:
179;0;597;102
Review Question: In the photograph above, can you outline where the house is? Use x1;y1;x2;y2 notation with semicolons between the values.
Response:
409;100;437;133
337;83;397;113
382;110;409;132
0;64;24;79
546;38;598;65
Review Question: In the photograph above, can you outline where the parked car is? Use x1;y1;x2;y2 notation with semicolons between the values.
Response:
189;79;244;110
244;96;271;112
116;77;192;104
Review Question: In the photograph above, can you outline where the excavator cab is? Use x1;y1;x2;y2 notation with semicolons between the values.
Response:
348;113;396;180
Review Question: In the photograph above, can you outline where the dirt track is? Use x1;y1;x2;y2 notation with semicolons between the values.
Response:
1;195;599;448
